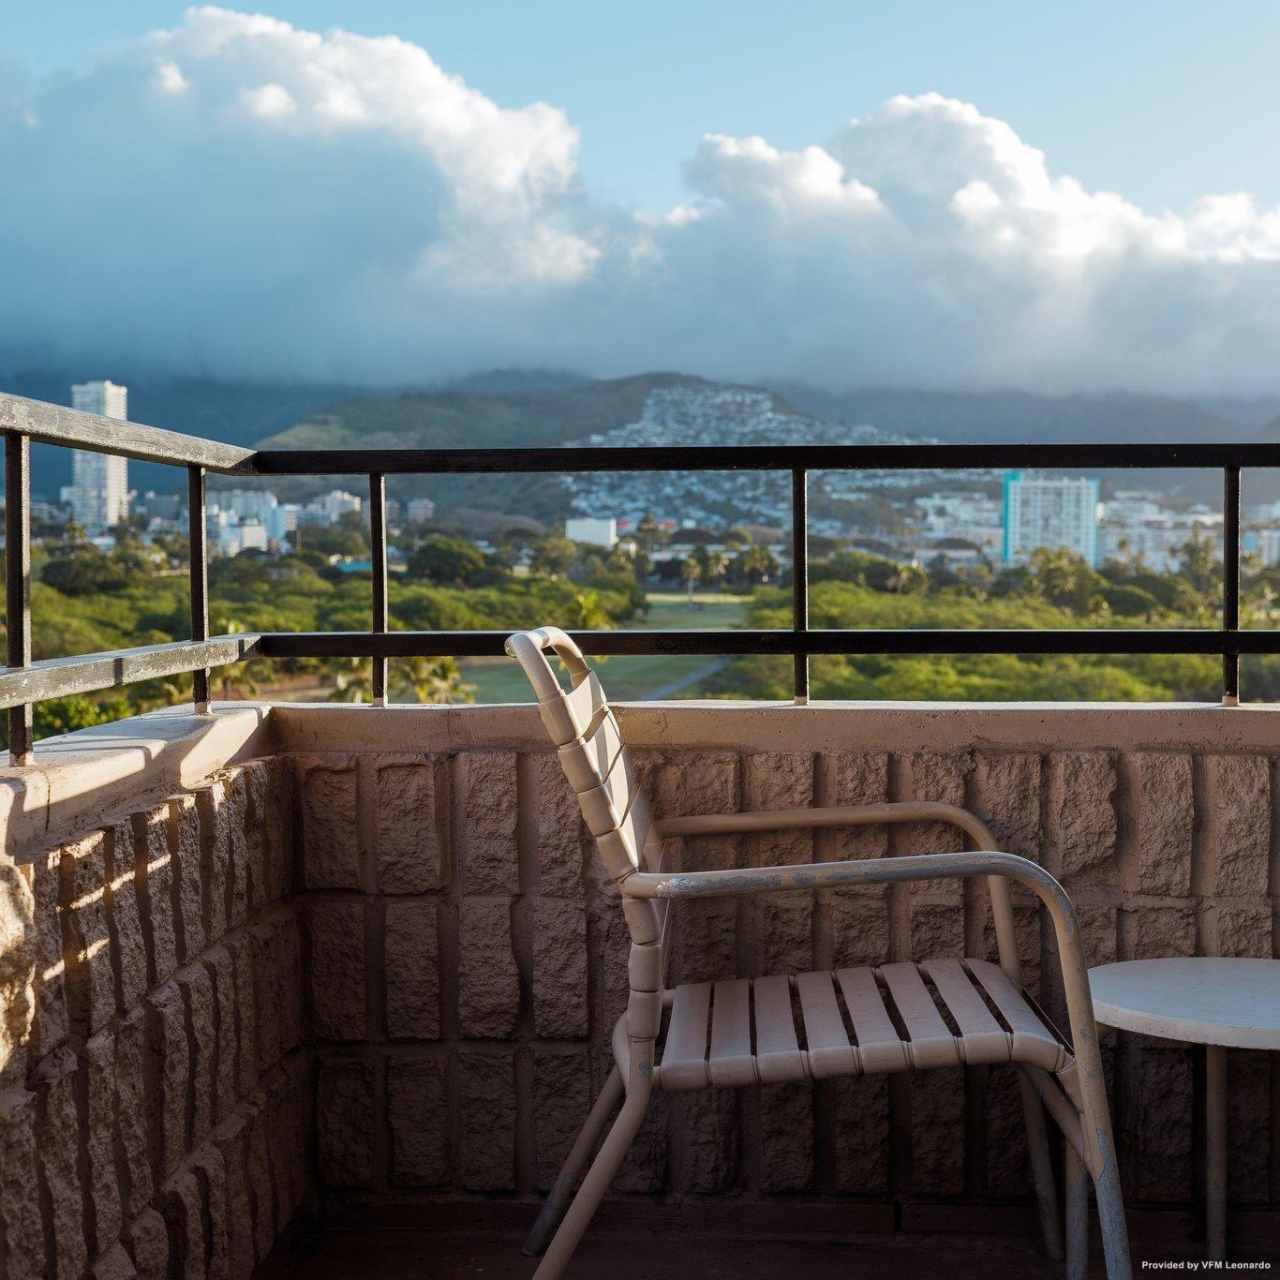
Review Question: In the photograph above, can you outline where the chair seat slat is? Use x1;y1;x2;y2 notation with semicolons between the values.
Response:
834;966;909;1073
964;960;1070;1072
661;982;713;1091
753;975;805;1083
923;958;1010;1064
709;979;756;1086
878;961;960;1070
795;971;855;1078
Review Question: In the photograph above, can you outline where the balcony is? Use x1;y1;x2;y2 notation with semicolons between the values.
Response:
1;394;1279;1277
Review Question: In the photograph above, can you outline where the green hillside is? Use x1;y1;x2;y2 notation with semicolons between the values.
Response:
258;371;712;450
252;372;724;521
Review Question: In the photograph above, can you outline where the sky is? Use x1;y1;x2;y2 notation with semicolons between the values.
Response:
3;3;1280;393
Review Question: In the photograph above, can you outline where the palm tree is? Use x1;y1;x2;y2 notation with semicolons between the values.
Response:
573;591;614;630
391;656;476;705
326;657;373;703
635;511;663;555
681;555;702;606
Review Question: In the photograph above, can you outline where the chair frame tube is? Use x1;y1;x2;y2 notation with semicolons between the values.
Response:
506;630;1130;1279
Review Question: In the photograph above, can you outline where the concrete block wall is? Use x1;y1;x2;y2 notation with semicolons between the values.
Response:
5;700;1280;1270
0;757;306;1280
281;706;1280;1232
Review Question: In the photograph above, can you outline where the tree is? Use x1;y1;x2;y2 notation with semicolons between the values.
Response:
302;511;370;559
391;656;476;705
605;543;636;577
927;553;960;590
681;555;702;605
732;545;778;587
1025;547;1100;615
326;657;373;703
407;536;487;586
694;545;729;592
1099;583;1161;619
635;512;664;554
573;591;615;631
1177;529;1220;596
531;535;577;579
887;562;928;595
42;547;132;596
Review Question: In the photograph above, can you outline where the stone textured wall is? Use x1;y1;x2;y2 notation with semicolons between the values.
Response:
4;704;1279;1274
0;757;304;1280
295;737;1280;1229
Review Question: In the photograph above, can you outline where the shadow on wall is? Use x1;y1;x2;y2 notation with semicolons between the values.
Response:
0;756;307;1280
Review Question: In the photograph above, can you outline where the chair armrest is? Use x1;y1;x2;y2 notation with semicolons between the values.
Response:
654;801;997;851
624;848;1048;901
655;800;1018;991
627;845;1113;1178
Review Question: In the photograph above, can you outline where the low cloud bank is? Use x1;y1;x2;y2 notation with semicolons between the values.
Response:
3;6;1280;393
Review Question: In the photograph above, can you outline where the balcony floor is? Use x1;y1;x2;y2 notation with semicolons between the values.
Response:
276;1228;1074;1279
267;1208;1280;1279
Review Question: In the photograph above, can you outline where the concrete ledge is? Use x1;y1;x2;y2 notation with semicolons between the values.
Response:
0;703;275;862
5;697;1276;860
268;699;1280;755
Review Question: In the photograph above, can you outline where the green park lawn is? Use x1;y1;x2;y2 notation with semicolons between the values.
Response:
460;590;750;702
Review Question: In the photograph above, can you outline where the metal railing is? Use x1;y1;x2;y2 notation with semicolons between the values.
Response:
2;390;1278;765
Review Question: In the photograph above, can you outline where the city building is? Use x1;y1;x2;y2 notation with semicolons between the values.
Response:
297;489;363;526
68;381;130;533
206;489;297;552
1002;471;1100;567
1249;527;1280;567
565;516;618;547
1097;491;1222;572
914;491;1002;553
406;497;436;524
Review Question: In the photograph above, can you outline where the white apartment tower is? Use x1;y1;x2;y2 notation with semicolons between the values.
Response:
69;381;130;533
1002;471;1101;568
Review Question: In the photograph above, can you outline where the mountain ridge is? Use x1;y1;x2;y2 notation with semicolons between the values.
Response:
5;368;1276;507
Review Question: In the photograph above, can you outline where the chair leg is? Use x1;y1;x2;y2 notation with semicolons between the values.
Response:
1091;1154;1132;1280
531;1080;651;1280
1017;1073;1064;1260
1065;1143;1089;1280
523;1067;624;1257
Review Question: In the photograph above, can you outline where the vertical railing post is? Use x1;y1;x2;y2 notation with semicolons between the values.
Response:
187;465;210;712
791;467;809;705
369;472;387;706
1222;465;1241;705
5;432;33;764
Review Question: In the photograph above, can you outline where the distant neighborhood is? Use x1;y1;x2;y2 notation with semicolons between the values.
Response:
13;379;1280;577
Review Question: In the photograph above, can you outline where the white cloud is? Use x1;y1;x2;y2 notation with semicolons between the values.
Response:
153;60;189;94
3;10;1280;393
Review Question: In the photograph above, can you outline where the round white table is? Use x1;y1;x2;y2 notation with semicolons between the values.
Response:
1089;958;1280;1262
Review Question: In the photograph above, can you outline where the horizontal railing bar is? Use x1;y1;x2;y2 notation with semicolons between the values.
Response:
258;629;1277;660
0;394;255;473
0;636;261;710
248;441;1280;475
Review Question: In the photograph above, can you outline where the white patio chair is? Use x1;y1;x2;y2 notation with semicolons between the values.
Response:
506;627;1131;1280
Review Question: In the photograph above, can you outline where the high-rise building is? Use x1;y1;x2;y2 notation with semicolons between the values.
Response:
69;381;130;534
1002;472;1101;568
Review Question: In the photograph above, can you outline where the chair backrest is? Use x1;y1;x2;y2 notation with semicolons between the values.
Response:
506;627;667;953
